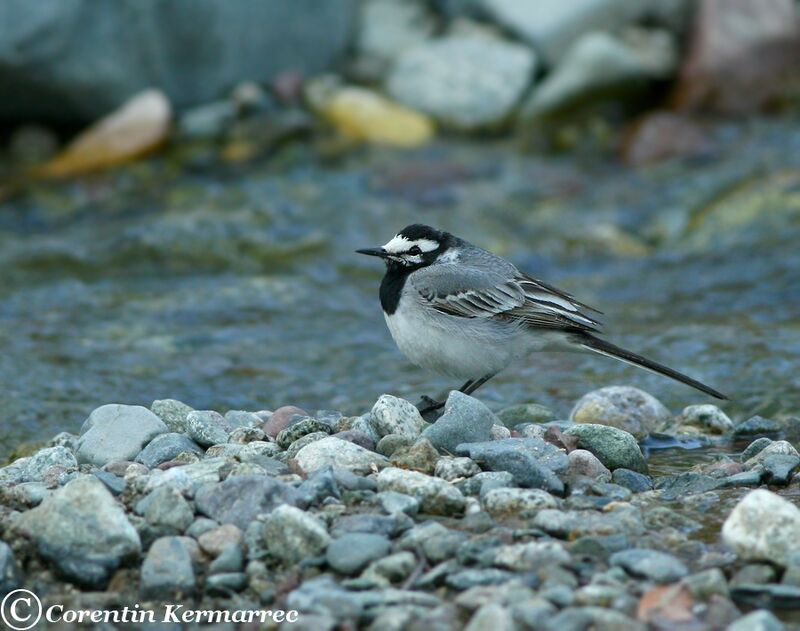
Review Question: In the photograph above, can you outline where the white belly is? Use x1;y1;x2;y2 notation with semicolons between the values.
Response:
384;296;564;380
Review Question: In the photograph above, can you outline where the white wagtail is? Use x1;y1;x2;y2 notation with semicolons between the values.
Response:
357;224;726;413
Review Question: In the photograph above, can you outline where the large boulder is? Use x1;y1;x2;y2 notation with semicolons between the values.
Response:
0;0;356;122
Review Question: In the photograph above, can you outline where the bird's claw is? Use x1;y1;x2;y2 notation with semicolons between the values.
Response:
416;395;445;419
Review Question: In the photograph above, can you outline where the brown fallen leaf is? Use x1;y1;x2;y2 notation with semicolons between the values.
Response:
638;583;695;624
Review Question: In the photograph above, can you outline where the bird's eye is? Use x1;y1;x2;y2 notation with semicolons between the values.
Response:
408;246;422;255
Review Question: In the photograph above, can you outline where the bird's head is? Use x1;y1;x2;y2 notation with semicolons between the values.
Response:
357;224;454;270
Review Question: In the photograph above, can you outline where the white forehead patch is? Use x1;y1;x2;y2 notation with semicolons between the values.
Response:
382;235;439;254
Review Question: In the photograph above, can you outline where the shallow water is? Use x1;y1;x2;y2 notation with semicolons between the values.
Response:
1;118;800;457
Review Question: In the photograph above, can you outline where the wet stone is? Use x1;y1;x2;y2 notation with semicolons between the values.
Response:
733;416;783;438
456;438;566;495
654;471;719;500
611;468;653;493
564;424;648;474
496;403;557;428
740;437;774;462
761;454;800;485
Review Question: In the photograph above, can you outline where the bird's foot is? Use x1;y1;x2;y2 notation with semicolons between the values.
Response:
416;395;445;420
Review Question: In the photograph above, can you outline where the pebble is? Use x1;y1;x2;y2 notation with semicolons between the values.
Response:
611;468;653;492
678;404;734;434
496;403;557;427
20;446;77;482
722;489;800;567
208;543;244;574
296;466;341;506
151;399;195;433
263;505;331;564
369;394;427;438
493;541;570;573
277;417;333;449
185;410;230;447
138;485;194;533
741;437;774;462
285;431;330;460
377;467;466;516
205;572;248;594
565;449;612;483
295;436;388;475
264;405;308;438
194;475;298;529
456;438;567;494
387;34;536;130
534;506;644;539
389;438;440;474
77;404;168;466
15;476;141;588
446;568;515;591
326;533;392;575
0;541;21;594
420;391;498;453
569;386;671;440
733;415;783;438
140;536;197;598
92;469;127;495
333;429;376;451
377;491;419;517
135;432;203;468
197;524;244;557
465;603;515;631
744;440;799;466
435;457;482;482
228;426;266;444
727;610;785;631
609;548;688;583
762;454;800;485
481;487;559;518
564;423;649;474
377;433;414;457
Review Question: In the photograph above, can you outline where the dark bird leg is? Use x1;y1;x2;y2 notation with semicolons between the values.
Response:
461;373;495;395
416;378;475;416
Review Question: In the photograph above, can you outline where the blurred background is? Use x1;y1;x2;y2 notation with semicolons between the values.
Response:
1;0;799;457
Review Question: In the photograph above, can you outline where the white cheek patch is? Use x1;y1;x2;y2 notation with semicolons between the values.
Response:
382;235;439;254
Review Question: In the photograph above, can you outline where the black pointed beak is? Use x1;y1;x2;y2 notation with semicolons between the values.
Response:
356;247;389;259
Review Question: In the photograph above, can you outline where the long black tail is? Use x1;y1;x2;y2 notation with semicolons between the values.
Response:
574;333;728;400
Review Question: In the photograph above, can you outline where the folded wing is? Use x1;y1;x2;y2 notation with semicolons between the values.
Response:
410;263;602;332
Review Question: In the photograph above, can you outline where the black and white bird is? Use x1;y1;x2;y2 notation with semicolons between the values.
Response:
357;224;726;412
